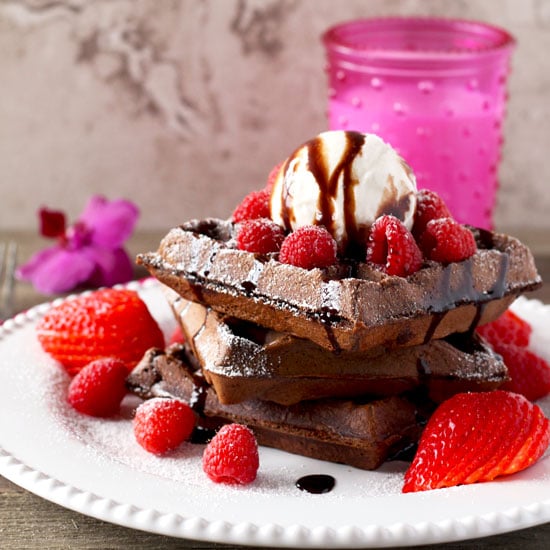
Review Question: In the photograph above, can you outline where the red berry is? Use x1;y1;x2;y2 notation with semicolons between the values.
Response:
236;218;285;255
412;189;452;239
265;161;284;192
403;391;550;492
202;424;259;485
477;310;549;401
36;288;165;375
134;398;196;455
278;225;337;269
232;189;271;223
498;345;550;401
477;309;532;349
366;215;423;277
67;358;128;417
419;217;477;263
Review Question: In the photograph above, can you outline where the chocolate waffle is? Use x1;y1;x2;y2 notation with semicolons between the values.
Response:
167;290;509;405
138;219;541;354
127;346;428;470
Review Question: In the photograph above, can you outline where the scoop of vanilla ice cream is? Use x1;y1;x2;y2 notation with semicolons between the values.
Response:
270;131;417;254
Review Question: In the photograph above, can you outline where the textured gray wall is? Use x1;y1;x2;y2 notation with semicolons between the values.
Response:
1;0;549;232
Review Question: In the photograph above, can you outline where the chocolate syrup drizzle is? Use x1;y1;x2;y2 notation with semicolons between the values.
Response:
184;364;219;444
278;131;415;258
422;250;510;343
279;133;367;256
307;132;365;253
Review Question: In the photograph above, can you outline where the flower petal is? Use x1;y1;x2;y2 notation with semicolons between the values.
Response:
83;246;135;288
16;246;62;281
79;195;139;248
39;208;66;238
17;247;95;295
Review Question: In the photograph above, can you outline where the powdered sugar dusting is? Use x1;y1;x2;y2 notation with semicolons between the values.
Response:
3;284;405;502
40;368;406;500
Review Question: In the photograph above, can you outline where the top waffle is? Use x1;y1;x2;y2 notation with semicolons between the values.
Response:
138;218;541;354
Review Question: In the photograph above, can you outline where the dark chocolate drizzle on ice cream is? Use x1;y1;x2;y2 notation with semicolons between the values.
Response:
277;131;416;257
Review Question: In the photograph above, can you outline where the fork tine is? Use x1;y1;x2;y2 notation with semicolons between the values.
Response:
0;241;18;320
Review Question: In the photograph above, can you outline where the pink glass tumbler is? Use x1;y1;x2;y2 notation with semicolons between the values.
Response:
323;18;515;229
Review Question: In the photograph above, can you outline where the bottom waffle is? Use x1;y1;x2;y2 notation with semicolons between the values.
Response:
127;346;429;470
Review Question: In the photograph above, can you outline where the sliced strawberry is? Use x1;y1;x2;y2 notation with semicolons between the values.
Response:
402;391;550;493
482;397;540;480
507;406;550;474
36;288;165;375
462;394;530;484
442;391;523;487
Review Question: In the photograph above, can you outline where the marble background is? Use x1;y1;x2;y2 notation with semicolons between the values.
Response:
1;0;549;233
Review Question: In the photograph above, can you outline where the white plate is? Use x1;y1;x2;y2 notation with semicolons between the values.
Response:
0;278;549;548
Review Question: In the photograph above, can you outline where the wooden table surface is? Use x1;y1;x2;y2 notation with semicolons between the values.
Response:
1;230;550;550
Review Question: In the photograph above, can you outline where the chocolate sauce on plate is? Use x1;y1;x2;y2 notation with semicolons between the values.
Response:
295;474;336;494
190;426;217;445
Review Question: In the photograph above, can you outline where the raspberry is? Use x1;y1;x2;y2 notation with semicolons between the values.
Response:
412;189;452;239
265;161;284;192
236;218;285;255
419;217;477;264
36;288;165;375
232;189;271;223
202;424;259;485
476;309;532;349
498;345;550;402
67;357;128;417
403;391;550;492
278;225;337;269
133;398;196;455
366;215;423;277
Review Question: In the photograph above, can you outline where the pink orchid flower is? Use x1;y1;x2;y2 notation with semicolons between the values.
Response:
17;196;139;295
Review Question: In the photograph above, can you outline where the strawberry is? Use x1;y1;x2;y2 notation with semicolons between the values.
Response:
477;309;550;401
36;288;165;375
232;189;271;223
412;189;452;239
402;391;550;492
278;225;337;270
498;345;550;402
419;217;477;264
366;215;423;277
476;309;532;349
